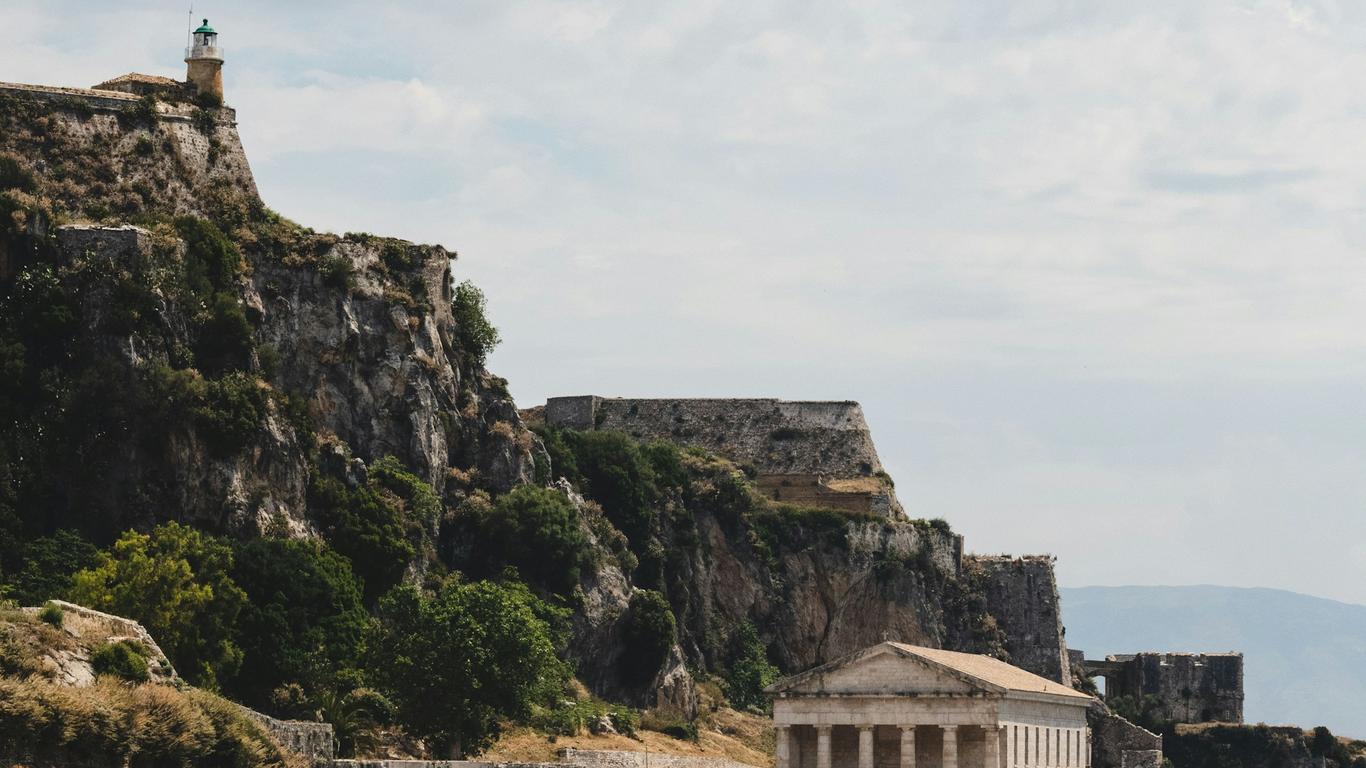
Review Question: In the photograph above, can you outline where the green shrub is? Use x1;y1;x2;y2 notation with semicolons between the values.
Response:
367;578;569;756
451;280;500;366
192;107;218;135
532;425;581;485
621;590;676;685
534;697;638;737
193;293;255;375
380;241;416;271
369;456;441;526
641;710;698;742
37;602;63;627
319;252;354;290
91;640;150;683
176;216;240;300
724;622;777;712
194;372;268;456
133;136;155;156
464;485;590;597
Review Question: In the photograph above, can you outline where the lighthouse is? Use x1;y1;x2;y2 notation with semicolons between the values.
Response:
184;18;224;102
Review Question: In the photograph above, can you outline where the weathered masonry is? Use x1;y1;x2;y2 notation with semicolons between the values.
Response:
1079;653;1243;725
540;396;903;517
767;642;1093;768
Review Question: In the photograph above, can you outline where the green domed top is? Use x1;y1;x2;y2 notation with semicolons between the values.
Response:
194;19;216;35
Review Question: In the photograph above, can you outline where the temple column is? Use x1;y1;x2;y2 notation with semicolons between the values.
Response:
776;726;792;768
984;726;1000;768
899;726;916;768
942;725;958;768
858;726;875;768
816;726;832;768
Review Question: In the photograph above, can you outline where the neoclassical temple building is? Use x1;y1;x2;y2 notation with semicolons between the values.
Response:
767;642;1094;768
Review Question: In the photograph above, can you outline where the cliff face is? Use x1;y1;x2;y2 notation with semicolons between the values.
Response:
0;88;537;542
0;84;1075;721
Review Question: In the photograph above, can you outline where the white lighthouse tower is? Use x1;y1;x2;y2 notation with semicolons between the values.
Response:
184;18;224;102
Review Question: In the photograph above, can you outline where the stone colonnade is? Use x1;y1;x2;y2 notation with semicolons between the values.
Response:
776;723;1089;768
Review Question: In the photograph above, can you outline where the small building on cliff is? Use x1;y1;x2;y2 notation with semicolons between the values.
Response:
767;642;1093;768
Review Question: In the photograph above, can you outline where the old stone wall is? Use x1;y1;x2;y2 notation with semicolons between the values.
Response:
559;748;763;768
1087;701;1162;768
1102;653;1244;725
240;707;335;763
967;556;1071;684
332;751;765;768
541;397;901;517
0;81;258;221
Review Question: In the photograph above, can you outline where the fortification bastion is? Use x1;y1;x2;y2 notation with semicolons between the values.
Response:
538;396;904;517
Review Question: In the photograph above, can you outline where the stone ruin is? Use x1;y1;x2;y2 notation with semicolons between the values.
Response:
1077;652;1245;725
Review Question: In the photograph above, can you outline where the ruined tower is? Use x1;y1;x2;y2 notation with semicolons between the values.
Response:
184;18;224;101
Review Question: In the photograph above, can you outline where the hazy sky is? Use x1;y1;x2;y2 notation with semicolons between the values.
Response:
6;1;1366;603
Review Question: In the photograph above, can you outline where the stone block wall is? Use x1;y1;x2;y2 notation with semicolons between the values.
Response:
1103;653;1243;725
558;748;762;768
1088;701;1162;768
968;556;1071;684
0;81;259;216
541;397;901;517
240;707;335;763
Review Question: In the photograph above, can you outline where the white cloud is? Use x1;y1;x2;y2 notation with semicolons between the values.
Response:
9;0;1366;603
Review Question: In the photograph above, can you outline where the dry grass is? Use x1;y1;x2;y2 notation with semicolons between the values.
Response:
480;706;774;768
0;676;307;768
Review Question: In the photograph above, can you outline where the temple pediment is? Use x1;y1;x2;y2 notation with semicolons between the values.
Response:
768;643;997;697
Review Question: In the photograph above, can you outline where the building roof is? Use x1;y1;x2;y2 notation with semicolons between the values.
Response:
195;19;216;35
92;73;183;90
886;643;1092;700
767;641;1093;702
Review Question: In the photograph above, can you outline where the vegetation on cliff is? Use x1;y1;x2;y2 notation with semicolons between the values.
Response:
0;91;1007;762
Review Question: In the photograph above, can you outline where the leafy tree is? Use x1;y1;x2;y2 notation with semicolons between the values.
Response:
309;475;414;604
464;485;589;596
724;622;778;712
450;280;500;366
621;589;676;685
68;522;246;690
1;530;100;605
366;577;569;757
227;538;369;709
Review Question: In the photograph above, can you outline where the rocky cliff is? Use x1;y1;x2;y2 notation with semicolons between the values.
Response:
0;83;1075;730
0;87;537;544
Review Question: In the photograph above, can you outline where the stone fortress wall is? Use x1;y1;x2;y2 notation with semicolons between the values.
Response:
541;397;902;517
0;79;259;214
1080;653;1244;725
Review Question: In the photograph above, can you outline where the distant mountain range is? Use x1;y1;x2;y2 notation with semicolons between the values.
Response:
1060;585;1366;737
